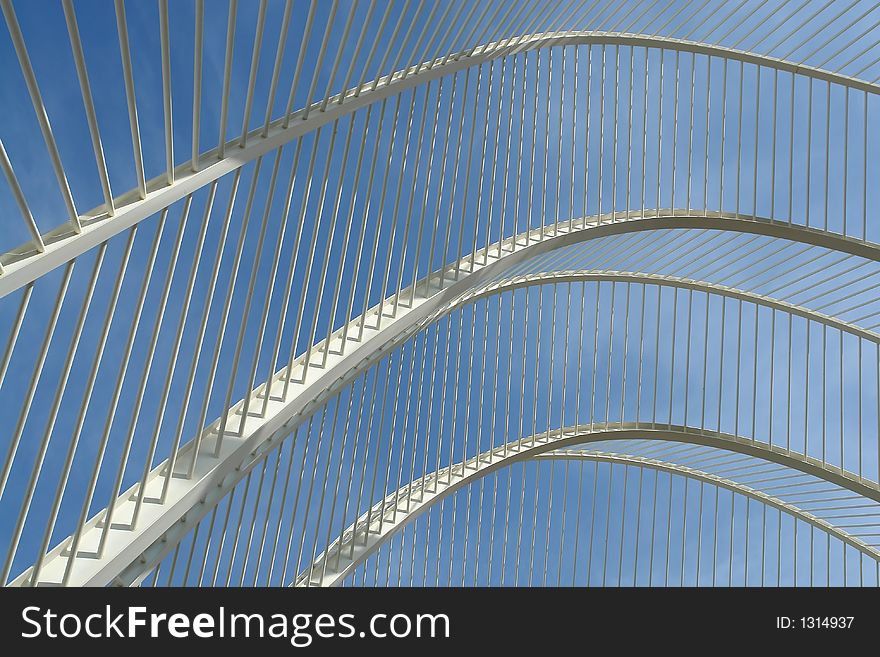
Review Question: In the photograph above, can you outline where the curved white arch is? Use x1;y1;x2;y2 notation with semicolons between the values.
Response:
2;30;878;298
466;269;880;343
297;424;880;588
14;209;880;587
3;0;879;592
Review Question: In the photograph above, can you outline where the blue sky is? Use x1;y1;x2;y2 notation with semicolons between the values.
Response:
1;1;879;586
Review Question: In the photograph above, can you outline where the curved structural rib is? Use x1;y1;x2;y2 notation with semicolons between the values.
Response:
297;424;880;588
468;270;880;344
13;210;880;587
2;31;878;298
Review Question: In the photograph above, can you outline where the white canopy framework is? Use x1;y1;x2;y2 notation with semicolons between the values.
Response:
0;0;879;587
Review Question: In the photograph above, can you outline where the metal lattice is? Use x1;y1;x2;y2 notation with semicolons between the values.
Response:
0;0;879;587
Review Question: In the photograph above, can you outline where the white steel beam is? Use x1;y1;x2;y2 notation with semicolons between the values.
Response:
13;209;880;587
296;425;880;587
1;31;877;298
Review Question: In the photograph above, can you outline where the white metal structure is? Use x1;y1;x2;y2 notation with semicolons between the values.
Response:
1;0;879;587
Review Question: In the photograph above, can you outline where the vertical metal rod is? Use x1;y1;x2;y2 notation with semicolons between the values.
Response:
2;247;104;585
98;197;194;550
0;285;32;390
2;0;81;225
112;0;146;200
389;81;434;317
586;460;599;586
212;149;283;452
616;464;630;586
239;0;268;147
162;173;241;498
62;0;114;215
237;455;270;586
336;0;377;107
0;261;74;499
302;0;341;121
0;139;45;250
279;413;318;584
217;0;238;159
259;0;294;136
453;62;486;278
319;110;374;364
187;159;262;475
291;119;349;381
600;463;614;586
332;374;369;574
258;436;296;585
408;80;445;304
356;95;404;338
29;229;136;585
191;0;204;171
158;0;174;184
307;392;345;586
479;57;507;267
264;424;303;583
223;469;254;586
62;210;168;585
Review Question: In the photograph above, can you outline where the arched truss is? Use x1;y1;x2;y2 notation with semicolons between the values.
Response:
2;1;880;587
1;29;879;296
296;425;880;587
332;440;880;587
10;211;880;587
